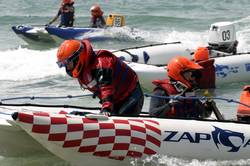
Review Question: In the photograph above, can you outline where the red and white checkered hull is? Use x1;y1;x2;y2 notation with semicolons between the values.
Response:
14;111;250;165
15;111;162;166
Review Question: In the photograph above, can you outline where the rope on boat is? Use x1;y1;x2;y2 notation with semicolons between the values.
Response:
0;103;101;110
0;94;101;110
0;93;249;109
144;93;250;108
111;41;181;53
0;94;92;102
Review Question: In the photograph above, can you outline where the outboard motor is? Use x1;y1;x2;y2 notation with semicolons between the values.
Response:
208;22;238;54
237;86;250;122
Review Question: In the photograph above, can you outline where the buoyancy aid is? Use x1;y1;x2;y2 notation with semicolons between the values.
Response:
196;59;215;89
59;4;74;27
91;16;106;28
152;79;201;118
78;50;138;111
237;86;250;121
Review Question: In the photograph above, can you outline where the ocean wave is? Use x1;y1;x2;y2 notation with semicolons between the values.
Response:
0;47;64;81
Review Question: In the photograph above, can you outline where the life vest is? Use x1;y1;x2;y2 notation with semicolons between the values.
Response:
60;4;74;27
196;59;216;89
237;86;250;121
78;50;138;110
152;79;178;95
152;79;201;118
91;16;106;28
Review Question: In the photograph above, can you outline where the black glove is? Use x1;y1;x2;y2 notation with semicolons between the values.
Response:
203;100;213;117
100;108;111;116
204;99;213;108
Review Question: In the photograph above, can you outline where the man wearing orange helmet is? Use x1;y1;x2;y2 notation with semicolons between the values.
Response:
56;39;144;116
149;56;213;118
48;0;75;27
193;47;215;89
89;5;106;28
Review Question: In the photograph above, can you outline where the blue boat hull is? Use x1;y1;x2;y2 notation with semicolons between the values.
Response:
45;26;111;41
12;25;57;44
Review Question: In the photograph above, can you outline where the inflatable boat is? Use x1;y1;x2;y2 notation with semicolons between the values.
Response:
112;21;238;66
11;14;127;44
0;86;249;164
11;110;250;166
127;52;250;91
11;25;58;44
45;25;111;41
114;22;249;90
112;41;193;65
45;14;129;41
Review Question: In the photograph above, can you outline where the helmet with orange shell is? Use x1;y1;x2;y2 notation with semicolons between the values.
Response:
194;47;209;62
61;0;74;6
167;56;203;90
90;4;104;17
56;39;94;78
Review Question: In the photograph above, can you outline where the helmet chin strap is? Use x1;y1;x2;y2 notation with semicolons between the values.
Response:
171;80;188;94
66;68;73;77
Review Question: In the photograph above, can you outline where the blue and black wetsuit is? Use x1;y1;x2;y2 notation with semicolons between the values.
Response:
58;3;74;27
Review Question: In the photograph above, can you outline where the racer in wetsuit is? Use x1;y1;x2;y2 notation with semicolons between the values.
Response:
56;39;144;116
149;56;213;118
48;0;75;27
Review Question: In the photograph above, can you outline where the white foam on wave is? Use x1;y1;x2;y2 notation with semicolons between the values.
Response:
162;30;209;49
233;16;250;52
151;28;250;52
123;28;210;50
133;155;250;166
2;23;250;82
0;47;65;81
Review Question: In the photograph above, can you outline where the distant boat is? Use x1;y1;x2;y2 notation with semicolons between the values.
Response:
11;24;59;44
45;25;111;41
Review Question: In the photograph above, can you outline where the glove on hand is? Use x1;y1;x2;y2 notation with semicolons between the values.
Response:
100;108;111;116
169;99;181;106
204;99;213;107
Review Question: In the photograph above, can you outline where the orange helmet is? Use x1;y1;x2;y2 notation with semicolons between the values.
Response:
167;56;203;89
62;0;74;5
194;47;209;62
57;39;94;78
90;5;103;17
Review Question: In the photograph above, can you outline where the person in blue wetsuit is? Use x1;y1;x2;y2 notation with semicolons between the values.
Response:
48;0;75;27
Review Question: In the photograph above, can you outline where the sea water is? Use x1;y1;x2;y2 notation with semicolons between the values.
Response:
1;0;250;165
